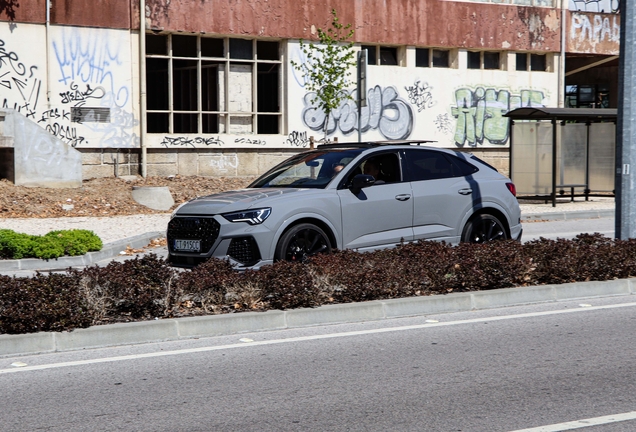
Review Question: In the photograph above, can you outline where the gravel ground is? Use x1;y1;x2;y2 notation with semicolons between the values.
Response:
0;214;171;244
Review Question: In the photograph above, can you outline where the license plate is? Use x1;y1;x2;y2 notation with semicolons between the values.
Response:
174;239;200;252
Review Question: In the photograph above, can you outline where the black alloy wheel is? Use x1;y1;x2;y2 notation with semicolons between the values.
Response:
275;223;332;262
461;214;508;243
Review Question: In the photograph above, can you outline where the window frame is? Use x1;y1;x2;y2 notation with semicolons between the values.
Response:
515;52;548;72
467;51;502;70
415;47;451;68
145;33;283;135
360;45;403;66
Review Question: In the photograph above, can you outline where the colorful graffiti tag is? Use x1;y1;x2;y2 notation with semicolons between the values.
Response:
301;85;414;140
451;87;545;147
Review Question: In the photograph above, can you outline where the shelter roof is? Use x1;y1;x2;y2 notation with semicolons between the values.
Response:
504;107;617;121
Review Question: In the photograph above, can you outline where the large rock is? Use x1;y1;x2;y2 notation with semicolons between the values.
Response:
131;186;175;211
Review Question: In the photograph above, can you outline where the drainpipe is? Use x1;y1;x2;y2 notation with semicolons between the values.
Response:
558;0;566;108
45;0;51;111
139;0;148;178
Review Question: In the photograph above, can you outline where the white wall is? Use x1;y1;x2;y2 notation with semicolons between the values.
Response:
0;22;139;149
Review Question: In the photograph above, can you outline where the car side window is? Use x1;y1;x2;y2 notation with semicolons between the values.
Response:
405;150;477;181
345;152;402;186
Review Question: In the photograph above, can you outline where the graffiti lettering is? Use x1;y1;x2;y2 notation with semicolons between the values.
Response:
404;80;436;112
59;82;106;106
210;154;239;172
160;136;225;148
570;0;620;13
38;108;70;123
0;38;41;118
434;113;453;135
451;87;545;147
0;39;27;76
285;131;309;147
302;85;414;140
45;123;87;147
234;137;267;146
571;13;620;43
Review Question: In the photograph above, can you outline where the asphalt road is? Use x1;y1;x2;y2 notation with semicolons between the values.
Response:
523;216;614;242
2;295;636;431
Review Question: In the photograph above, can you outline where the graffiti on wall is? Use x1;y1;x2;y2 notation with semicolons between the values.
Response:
0;38;42;119
571;13;620;44
160;136;225;148
451;87;545;147
51;28;137;148
285;131;309;147
570;0;620;13
404;80;436;112
210;154;239;172
302;85;414;140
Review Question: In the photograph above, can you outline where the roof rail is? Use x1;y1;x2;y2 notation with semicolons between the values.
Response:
316;139;436;149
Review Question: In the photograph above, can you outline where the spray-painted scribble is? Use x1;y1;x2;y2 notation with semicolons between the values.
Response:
234;137;267;146
570;0;619;13
161;136;225;148
434;113;453;135
405;80;436;112
285;131;309;147
45;122;87;147
60;82;106;106
210;154;239;172
302;85;414;140
0;38;41;118
451;87;545;147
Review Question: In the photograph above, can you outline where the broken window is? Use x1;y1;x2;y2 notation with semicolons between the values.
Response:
145;34;282;135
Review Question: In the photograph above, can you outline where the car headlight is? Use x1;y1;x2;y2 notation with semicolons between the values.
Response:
222;208;271;225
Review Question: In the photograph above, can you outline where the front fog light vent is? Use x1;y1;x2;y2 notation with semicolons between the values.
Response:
227;237;261;265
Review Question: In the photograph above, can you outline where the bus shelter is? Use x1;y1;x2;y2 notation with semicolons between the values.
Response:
504;107;617;207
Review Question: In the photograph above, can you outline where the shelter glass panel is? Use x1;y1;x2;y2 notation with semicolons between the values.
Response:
511;122;553;195
588;123;616;192
558;123;587;188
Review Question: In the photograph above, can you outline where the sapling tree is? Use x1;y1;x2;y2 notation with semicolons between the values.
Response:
291;9;356;139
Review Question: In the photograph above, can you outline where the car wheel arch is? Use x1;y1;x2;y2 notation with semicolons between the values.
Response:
463;207;512;239
269;216;339;259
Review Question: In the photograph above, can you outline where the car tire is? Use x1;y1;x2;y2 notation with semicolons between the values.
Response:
275;223;332;262
461;214;508;243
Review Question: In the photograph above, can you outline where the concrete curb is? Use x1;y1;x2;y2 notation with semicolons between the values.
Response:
1;278;633;357
521;209;614;222
0;231;165;272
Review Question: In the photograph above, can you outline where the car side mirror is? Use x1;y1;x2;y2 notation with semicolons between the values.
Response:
350;174;375;194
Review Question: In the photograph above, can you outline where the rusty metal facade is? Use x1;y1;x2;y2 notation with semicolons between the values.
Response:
1;0;621;55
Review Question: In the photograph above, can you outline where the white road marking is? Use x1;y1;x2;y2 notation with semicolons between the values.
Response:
2;301;636;375
510;411;636;431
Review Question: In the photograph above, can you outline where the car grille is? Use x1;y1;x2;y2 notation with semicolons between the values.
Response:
167;217;220;254
227;236;261;265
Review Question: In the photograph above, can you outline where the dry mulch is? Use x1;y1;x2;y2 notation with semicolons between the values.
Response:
0;175;257;219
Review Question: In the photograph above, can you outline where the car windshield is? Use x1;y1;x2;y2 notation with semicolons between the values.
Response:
249;148;364;189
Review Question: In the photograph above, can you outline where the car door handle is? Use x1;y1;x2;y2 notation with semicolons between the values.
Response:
458;188;473;195
395;194;411;201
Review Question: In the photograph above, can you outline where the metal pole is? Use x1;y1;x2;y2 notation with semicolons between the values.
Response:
357;49;367;142
552;118;557;207
616;2;636;239
139;0;148;178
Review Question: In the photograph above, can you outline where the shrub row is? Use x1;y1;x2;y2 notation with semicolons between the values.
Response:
0;229;102;260
1;233;635;335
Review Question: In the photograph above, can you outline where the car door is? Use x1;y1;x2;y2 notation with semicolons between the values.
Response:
404;149;476;242
337;152;414;251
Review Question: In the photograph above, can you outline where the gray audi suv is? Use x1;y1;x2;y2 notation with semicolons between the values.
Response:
167;141;522;268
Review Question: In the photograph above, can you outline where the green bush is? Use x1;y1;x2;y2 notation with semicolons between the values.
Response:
0;229;103;260
0;229;37;259
44;230;103;256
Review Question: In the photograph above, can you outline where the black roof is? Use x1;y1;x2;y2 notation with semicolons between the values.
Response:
504;107;617;121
